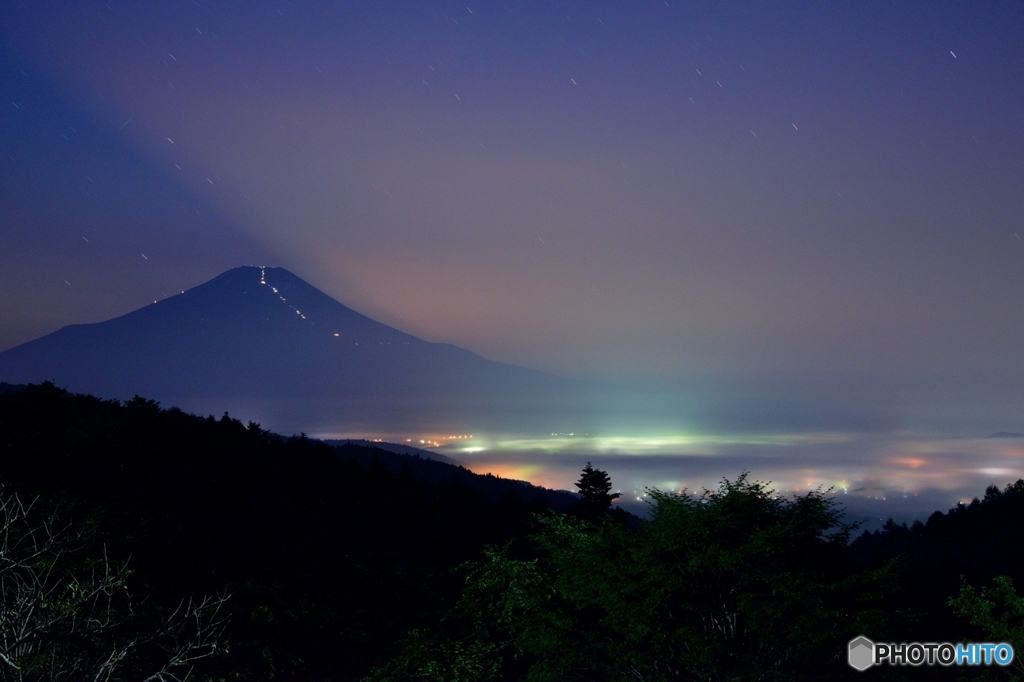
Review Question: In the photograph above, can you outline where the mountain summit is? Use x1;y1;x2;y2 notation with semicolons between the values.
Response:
0;266;593;434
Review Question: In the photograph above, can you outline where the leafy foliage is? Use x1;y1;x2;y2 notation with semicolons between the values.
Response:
853;479;1024;647
951;576;1024;681
372;473;893;681
7;384;1024;681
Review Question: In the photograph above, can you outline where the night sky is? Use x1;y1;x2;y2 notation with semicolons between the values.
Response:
2;1;1023;517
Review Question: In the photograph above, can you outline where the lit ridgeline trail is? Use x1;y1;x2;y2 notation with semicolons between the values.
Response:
260;266;310;322
257;266;404;347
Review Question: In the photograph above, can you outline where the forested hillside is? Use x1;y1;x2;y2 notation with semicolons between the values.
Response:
1;383;1023;680
0;383;564;680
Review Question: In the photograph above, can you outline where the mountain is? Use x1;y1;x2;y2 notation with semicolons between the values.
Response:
0;266;601;435
324;439;462;466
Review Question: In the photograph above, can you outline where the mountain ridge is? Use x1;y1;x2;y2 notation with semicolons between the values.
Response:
0;266;602;435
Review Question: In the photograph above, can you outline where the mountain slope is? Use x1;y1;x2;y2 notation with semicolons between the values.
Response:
0;382;582;681
0;266;596;434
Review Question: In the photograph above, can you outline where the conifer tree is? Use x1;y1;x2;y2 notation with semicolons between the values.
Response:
574;462;620;511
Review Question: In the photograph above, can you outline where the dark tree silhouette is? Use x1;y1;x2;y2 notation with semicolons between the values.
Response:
0;382;571;680
371;474;892;681
574;462;620;511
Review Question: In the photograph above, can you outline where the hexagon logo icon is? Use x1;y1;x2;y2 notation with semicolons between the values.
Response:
848;636;874;671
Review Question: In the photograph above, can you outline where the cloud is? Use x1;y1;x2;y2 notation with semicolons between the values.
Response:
431;431;1024;523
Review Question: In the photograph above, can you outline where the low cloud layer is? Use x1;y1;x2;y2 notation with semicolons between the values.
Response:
424;431;1024;525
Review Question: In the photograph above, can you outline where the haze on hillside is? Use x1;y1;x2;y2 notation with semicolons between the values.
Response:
2;266;1022;524
0;266;649;436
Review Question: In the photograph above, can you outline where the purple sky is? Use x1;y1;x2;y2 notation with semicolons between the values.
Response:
2;1;1024;513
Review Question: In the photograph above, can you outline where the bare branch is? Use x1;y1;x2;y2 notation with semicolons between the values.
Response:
0;487;229;682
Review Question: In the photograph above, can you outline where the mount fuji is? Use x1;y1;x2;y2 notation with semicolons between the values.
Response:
0;266;606;435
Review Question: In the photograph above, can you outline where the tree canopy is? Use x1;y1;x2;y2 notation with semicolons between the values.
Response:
371;474;894;681
574;462;620;513
6;384;1024;681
